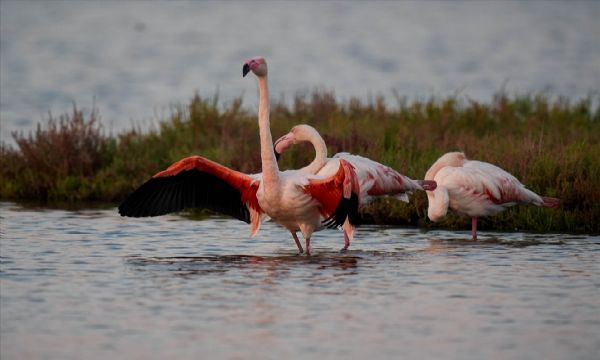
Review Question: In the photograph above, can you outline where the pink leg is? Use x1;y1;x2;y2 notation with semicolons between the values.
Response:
291;231;304;254
471;217;478;241
341;231;350;252
305;237;311;256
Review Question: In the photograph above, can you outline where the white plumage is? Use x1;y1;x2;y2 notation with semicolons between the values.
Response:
425;152;560;240
274;124;436;249
119;58;361;256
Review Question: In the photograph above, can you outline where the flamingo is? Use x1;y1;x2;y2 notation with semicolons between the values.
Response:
119;57;361;255
424;152;560;240
273;124;437;250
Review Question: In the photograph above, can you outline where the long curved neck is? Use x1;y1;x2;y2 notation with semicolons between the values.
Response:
425;161;445;181
257;75;280;186
301;132;328;174
425;153;466;180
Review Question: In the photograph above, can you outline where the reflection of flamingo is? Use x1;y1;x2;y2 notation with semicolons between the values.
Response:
274;124;437;250
424;152;560;240
119;57;360;255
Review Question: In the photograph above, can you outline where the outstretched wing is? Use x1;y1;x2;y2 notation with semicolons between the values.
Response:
304;159;361;229
118;156;262;227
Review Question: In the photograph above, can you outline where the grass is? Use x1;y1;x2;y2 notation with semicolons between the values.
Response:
1;92;598;234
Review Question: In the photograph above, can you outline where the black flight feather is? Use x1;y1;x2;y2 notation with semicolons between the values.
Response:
118;169;251;223
322;192;360;229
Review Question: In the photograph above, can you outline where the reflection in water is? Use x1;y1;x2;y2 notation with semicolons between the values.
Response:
126;254;360;277
426;237;565;250
1;202;599;360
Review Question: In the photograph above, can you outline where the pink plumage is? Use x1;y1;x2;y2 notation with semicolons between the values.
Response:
424;152;560;240
274;124;436;250
119;58;361;256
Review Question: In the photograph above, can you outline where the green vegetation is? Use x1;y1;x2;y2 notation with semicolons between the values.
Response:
1;92;598;233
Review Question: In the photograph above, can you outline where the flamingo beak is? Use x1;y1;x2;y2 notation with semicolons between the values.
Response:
273;136;285;161
242;63;250;77
274;133;295;162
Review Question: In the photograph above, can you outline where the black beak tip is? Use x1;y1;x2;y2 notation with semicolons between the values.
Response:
274;149;281;161
242;64;250;77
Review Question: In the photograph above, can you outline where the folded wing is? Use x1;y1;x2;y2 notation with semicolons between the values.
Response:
304;159;361;229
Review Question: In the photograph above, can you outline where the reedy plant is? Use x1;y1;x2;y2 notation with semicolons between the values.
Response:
1;92;598;233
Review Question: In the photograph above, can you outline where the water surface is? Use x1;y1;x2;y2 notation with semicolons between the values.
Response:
1;202;599;359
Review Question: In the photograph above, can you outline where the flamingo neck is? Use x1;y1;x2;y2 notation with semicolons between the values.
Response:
426;152;467;180
257;75;280;188
425;161;444;181
301;131;328;174
426;186;450;222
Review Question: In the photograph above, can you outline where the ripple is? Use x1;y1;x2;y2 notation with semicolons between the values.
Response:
125;254;362;273
1;202;599;360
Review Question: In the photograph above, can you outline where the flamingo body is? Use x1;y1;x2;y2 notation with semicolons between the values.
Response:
330;153;428;203
273;124;436;249
425;152;560;239
274;125;436;204
119;58;360;255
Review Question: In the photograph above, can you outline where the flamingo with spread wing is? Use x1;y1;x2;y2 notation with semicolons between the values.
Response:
424;152;560;240
119;58;360;255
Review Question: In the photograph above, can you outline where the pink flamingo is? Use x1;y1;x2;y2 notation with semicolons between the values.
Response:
424;152;560;240
273;124;437;250
119;57;360;255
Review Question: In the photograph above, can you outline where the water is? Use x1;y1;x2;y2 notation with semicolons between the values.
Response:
1;202;599;359
1;2;599;145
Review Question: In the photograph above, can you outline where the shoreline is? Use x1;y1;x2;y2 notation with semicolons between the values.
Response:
1;92;598;233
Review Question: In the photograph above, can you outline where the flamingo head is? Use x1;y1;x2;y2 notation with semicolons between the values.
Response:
273;125;319;161
273;132;294;161
243;57;267;77
427;187;450;222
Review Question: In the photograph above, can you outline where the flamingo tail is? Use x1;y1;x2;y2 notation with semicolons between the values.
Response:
542;197;561;208
418;180;437;191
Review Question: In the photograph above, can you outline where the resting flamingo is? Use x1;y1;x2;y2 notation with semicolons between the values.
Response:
273;124;437;250
424;152;560;240
119;57;360;255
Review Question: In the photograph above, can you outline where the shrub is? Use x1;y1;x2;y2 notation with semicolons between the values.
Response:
1;92;598;233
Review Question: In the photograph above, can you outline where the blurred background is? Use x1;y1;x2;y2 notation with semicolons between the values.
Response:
1;1;599;145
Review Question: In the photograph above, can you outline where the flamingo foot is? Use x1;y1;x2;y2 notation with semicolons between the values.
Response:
291;231;304;254
305;237;311;256
471;217;478;241
341;231;350;252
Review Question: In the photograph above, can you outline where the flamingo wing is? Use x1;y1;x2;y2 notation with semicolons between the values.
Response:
304;159;361;229
333;152;432;201
463;161;545;205
439;160;551;208
118;156;261;224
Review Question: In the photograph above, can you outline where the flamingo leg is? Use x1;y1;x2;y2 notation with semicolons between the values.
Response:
471;217;478;241
305;237;311;256
291;231;304;254
341;231;350;252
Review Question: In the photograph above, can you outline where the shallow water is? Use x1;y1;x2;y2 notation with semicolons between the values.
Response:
1;202;599;360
